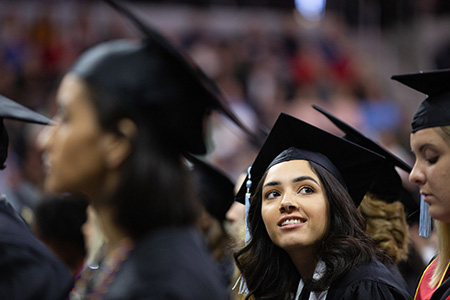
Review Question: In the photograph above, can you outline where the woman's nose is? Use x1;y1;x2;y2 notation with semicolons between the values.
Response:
36;125;55;151
409;162;425;186
226;201;245;222
279;195;298;213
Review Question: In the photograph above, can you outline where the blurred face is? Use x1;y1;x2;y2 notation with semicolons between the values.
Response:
225;201;246;247
37;74;110;196
261;160;329;257
410;127;450;223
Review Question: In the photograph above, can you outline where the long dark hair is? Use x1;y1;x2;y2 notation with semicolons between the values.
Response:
85;81;200;240
234;161;381;300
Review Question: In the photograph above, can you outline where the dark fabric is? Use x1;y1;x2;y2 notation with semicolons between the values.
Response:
0;196;73;300
313;104;419;209
410;92;450;133
430;275;450;300
187;154;234;222
268;147;346;189
0;94;53;167
391;69;450;133
298;286;311;300
104;227;229;300
312;105;411;173
0;94;52;125
325;259;412;300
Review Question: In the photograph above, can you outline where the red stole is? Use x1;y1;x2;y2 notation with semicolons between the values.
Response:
415;258;450;300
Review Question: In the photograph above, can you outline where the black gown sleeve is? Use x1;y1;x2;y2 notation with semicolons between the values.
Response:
333;279;412;300
326;260;413;300
0;197;73;300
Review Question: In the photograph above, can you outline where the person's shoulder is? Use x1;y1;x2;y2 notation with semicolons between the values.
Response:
127;226;225;280
326;259;412;300
106;227;229;300
337;259;402;283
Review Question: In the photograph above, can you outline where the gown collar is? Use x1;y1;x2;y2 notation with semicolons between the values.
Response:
295;260;328;300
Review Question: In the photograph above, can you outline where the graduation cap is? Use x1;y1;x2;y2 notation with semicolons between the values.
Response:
391;68;450;133
312;105;419;217
70;0;258;155
235;113;384;207
0;94;52;169
186;154;234;222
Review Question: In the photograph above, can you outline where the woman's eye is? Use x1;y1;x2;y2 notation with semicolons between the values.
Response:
299;186;314;194
264;191;280;200
426;156;438;164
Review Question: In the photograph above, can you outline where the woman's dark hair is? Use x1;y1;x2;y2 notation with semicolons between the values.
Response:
85;81;200;240
234;161;381;300
33;194;88;272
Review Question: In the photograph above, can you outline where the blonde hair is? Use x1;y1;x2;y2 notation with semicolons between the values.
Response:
425;126;450;287
358;193;409;263
430;221;450;287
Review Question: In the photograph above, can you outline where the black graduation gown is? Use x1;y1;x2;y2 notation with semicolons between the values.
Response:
104;227;230;300
325;259;413;300
0;197;73;300
428;277;450;300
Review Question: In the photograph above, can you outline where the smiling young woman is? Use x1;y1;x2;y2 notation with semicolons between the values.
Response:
233;113;412;300
261;159;329;269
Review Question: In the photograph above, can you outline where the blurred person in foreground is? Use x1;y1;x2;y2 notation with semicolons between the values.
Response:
35;0;262;298
188;154;235;286
32;193;88;278
0;94;72;299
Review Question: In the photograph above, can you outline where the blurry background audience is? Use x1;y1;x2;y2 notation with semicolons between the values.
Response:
2;0;449;190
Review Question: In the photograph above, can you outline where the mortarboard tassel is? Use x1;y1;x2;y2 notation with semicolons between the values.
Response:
244;166;252;243
419;194;432;238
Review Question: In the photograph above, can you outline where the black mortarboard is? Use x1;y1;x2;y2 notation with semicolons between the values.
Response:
0;95;52;125
186;154;234;222
0;94;52;169
391;68;450;133
70;0;257;155
312;105;419;215
235;113;384;206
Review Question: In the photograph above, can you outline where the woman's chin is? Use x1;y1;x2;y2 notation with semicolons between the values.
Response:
44;180;68;195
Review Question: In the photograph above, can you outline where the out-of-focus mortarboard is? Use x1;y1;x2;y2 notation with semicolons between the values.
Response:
391;68;450;133
70;0;257;155
235;113;384;207
0;94;52;169
312;105;419;217
186;154;234;222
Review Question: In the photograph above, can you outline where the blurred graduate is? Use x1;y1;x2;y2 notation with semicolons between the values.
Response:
0;95;73;299
35;0;262;298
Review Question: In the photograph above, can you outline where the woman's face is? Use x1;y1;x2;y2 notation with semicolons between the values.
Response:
410;127;450;223
261;160;329;256
37;74;110;196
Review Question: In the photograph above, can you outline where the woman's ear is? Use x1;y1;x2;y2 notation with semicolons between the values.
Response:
103;118;137;169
